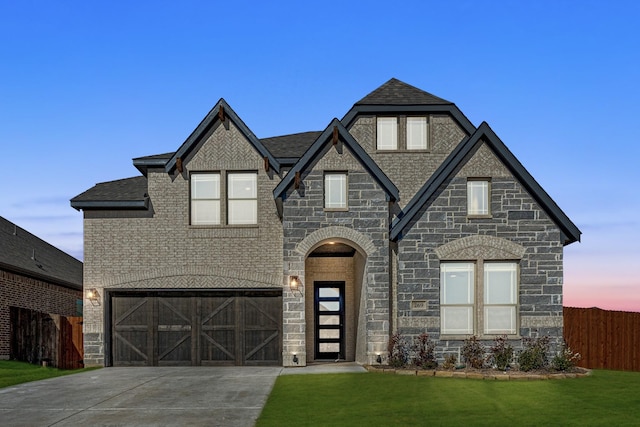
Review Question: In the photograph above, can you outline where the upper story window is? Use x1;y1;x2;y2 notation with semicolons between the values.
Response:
467;179;490;216
191;173;221;225
324;172;347;210
190;172;257;226
376;117;398;150
377;116;428;151
406;117;428;150
440;261;518;336
227;172;257;225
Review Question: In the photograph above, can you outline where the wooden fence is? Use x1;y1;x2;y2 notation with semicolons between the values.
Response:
564;306;640;371
10;307;84;370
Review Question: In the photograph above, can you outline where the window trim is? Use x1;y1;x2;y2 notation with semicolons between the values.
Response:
376;116;399;151
406;116;429;151
467;178;491;218
227;171;258;225
324;171;348;211
440;260;520;339
190;172;221;226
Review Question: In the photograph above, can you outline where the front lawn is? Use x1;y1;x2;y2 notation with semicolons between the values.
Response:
0;360;96;389
257;370;640;426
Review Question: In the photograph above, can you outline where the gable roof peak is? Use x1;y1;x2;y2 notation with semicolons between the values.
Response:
355;78;453;106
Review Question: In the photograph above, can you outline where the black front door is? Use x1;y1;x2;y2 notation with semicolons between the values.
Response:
314;282;345;360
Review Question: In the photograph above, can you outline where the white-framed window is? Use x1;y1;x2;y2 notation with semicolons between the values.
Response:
440;261;519;336
324;172;347;210
376;117;398;150
440;263;475;335
484;263;518;335
190;173;220;225
467;180;490;216
227;172;257;225
406;117;428;150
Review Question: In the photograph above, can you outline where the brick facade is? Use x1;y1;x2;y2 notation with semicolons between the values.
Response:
0;269;81;359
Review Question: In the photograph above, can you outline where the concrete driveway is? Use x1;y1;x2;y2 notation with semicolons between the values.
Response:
0;366;282;427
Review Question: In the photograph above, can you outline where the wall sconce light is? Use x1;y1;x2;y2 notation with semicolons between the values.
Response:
376;353;382;364
293;354;299;364
87;288;100;305
289;276;302;293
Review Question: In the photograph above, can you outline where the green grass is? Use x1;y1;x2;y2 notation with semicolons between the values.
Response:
0;360;97;389
257;370;640;426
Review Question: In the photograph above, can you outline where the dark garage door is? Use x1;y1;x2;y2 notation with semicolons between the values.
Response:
110;291;282;366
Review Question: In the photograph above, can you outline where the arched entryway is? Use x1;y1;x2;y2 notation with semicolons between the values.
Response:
304;241;366;362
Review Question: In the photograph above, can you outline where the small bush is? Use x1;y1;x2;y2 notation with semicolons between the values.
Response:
517;336;550;372
412;333;437;369
487;335;514;370
442;354;457;370
461;336;485;369
551;341;581;371
387;331;409;368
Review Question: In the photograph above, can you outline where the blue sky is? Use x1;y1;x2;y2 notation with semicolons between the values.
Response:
1;1;639;311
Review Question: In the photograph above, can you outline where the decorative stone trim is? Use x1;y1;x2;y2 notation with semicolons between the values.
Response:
295;226;377;257
104;265;282;288
364;365;591;380
397;316;439;329
435;235;526;260
521;316;563;328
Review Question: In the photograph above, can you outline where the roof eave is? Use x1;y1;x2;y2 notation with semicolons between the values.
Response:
0;262;82;291
70;199;149;211
341;104;476;135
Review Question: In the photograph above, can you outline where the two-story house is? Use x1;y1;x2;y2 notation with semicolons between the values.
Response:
71;79;580;367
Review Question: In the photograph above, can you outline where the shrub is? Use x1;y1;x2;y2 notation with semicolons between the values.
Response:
412;333;437;369
442;354;457;370
487;335;514;370
517;336;550;372
461;336;485;369
387;331;409;368
551;341;581;371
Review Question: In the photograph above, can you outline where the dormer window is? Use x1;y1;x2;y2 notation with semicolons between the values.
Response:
376;116;428;151
406;117;428;150
376;117;398;150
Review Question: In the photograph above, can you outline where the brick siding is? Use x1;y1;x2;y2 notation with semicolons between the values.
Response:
0;269;81;358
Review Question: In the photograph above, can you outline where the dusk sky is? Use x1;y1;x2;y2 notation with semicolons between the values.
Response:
2;1;639;312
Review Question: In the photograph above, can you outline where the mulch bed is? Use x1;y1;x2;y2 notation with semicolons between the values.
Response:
364;365;591;380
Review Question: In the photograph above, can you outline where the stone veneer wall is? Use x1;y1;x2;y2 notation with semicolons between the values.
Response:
395;142;565;360
281;145;391;365
82;121;284;366
0;269;81;358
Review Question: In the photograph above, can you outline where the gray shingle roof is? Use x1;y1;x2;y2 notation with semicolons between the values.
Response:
261;131;322;159
0;216;83;290
355;78;452;106
70;176;149;210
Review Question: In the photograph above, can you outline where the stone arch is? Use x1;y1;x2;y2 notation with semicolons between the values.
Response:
295;226;377;258
435;235;526;260
103;265;282;289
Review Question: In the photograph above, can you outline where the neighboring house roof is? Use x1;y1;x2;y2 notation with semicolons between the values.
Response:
273;118;400;203
341;78;476;134
70;176;149;210
0;216;83;290
390;122;582;246
164;99;281;174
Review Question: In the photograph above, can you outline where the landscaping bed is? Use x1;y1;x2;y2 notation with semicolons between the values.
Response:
364;364;591;380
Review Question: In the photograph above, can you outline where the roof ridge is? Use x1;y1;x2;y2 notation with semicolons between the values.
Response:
355;78;452;106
